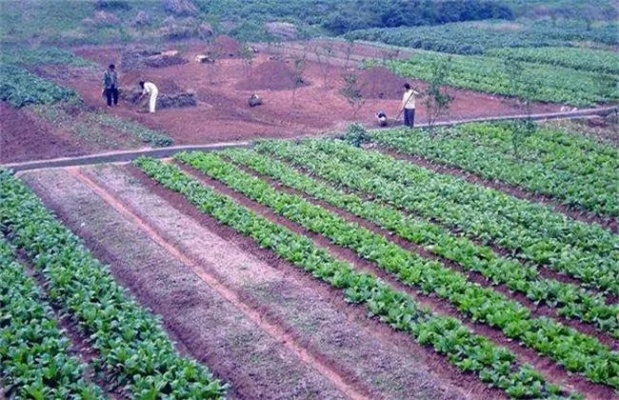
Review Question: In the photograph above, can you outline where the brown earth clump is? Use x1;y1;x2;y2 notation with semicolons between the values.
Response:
357;66;407;100
213;35;241;57
236;59;308;91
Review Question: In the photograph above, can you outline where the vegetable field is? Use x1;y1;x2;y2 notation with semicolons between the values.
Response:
2;121;617;399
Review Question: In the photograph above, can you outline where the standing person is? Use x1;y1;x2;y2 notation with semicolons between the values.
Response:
397;83;420;128
102;64;119;107
138;81;159;113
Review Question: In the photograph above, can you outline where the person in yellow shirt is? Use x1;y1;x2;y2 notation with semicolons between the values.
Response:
397;83;420;128
138;81;159;113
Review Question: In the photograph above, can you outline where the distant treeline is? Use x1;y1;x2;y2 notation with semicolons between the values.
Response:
196;0;514;35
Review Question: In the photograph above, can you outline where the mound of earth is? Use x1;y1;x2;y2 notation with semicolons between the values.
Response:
213;35;241;57
237;60;308;91
357;66;407;100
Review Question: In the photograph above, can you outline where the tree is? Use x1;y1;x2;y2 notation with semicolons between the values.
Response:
239;42;255;76
291;50;307;106
341;70;365;119
424;57;454;132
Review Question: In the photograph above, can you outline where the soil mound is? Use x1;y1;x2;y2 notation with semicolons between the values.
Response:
357;66;406;100
237;60;308;91
213;35;241;57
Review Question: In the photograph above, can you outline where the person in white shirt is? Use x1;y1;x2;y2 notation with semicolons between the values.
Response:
138;81;159;113
397;83;420;128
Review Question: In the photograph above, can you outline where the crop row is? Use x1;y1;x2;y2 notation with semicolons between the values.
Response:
345;20;619;55
486;47;619;75
371;123;619;217
386;52;618;107
255;140;619;295
0;63;81;108
0;46;96;68
223;148;618;337
0;169;226;399
454;122;619;162
0;237;105;400
135;156;578;399
177;151;618;389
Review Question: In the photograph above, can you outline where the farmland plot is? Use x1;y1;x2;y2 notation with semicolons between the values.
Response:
2;130;617;399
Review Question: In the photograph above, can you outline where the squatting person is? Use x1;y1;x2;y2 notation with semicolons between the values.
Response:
138;81;159;114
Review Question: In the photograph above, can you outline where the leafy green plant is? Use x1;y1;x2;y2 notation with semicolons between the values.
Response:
91;113;173;147
0;169;225;399
0;63;81;108
0;238;105;399
372;122;619;217
343;123;371;147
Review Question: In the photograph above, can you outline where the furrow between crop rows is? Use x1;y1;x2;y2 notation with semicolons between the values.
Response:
135;156;580;400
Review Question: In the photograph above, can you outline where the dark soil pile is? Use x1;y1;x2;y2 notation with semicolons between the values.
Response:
357;66;407;100
158;93;197;109
120;49;160;70
143;55;188;68
119;87;196;109
236;60;308;91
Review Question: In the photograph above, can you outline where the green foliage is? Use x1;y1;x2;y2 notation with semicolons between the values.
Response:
223;147;619;338
91;113;174;147
0;170;227;399
424;58;454;128
0;238;106;399
179;149;618;389
343;123;370;147
135;156;578;399
488;47;619;74
373;122;619;218
0;47;97;68
258;139;619;296
387;52;619;107
0;63;81;108
345;19;619;55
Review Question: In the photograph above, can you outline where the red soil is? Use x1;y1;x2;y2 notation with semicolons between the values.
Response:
3;41;563;163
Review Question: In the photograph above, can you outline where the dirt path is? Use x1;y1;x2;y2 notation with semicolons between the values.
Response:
19;168;349;400
3;106;614;172
68;167;368;400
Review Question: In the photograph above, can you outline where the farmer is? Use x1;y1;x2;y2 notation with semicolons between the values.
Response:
102;64;119;107
138;81;159;113
397;83;420;128
376;111;388;127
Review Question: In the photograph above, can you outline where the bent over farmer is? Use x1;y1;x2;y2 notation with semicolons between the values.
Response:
102;64;119;107
138;81;159;113
397;83;420;128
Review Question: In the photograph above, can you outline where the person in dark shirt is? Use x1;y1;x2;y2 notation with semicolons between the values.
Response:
102;64;119;107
